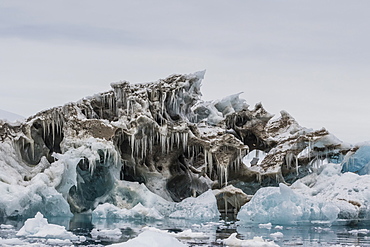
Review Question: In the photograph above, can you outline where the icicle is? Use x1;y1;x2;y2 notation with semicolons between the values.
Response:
257;173;262;183
224;195;228;215
204;149;208;174
30;139;35;161
161;92;165;117
166;135;170;153
176;132;180;148
160;134;166;154
127;99;130;115
42;121;46;139
52;118;55;146
296;156;299;176
208;151;213;178
224;165;228;186
130;135;135;156
219;165;224;187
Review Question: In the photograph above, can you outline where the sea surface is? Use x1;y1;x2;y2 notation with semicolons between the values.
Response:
2;214;370;246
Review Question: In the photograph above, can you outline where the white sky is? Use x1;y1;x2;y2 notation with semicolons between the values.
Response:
1;0;370;143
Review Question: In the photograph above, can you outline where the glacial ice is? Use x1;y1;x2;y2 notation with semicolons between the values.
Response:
238;163;370;225
341;145;370;175
0;173;72;218
93;181;220;221
1;70;370;247
169;190;220;220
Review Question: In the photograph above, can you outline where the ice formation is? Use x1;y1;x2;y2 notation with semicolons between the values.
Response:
238;163;370;225
16;212;81;241
92;184;219;221
0;70;364;225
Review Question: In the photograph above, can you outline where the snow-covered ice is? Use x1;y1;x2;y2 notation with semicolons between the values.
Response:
16;212;81;241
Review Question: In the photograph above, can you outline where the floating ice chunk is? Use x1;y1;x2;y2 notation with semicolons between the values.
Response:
258;223;272;229
169;190;220;220
223;233;279;247
274;225;283;230
270;232;283;239
46;239;73;245
16;212;80;241
0;224;13;229
348;229;370;235
0;237;31;246
92;202;163;220
107;229;187;247
143;226;208;239
91;228;122;240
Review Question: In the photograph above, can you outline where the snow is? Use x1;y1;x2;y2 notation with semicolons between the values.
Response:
107;229;187;247
223;233;279;247
16;212;81;241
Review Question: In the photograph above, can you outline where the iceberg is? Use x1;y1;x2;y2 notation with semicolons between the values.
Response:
1;71;370;246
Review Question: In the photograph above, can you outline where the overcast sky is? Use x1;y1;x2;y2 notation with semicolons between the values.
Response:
1;0;370;144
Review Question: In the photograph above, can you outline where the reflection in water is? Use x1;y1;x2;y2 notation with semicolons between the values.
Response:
2;214;370;246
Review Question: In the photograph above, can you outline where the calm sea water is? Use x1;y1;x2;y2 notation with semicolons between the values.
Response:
1;214;370;246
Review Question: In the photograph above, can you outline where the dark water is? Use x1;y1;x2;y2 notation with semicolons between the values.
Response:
2;214;370;246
